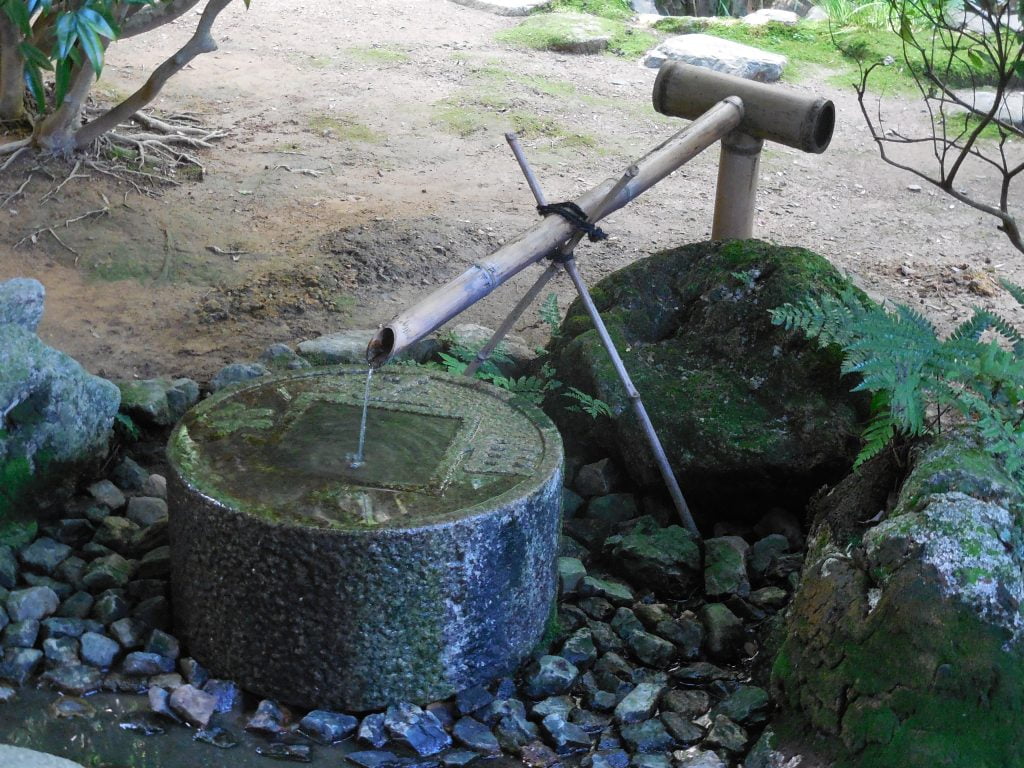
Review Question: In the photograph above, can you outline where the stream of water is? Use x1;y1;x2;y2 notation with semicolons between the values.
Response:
347;367;374;469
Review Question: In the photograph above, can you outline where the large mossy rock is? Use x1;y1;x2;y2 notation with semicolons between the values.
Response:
545;239;865;517
0;279;120;534
772;431;1024;767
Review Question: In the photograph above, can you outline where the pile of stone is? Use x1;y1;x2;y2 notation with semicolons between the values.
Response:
1;446;799;768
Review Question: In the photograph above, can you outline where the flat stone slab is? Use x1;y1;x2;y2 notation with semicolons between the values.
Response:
643;34;787;82
954;89;1024;129
0;746;84;768
168;367;563;710
448;0;550;15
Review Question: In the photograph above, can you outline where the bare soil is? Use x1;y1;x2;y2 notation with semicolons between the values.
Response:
1;0;1022;383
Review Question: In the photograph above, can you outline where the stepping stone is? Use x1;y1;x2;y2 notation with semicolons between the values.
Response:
643;34;787;82
447;0;550;14
0;746;85;768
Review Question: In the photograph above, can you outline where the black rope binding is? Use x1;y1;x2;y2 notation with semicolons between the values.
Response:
538;201;608;244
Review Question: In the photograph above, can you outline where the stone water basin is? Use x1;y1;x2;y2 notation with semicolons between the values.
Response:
166;367;563;711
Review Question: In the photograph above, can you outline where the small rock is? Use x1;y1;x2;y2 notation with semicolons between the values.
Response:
0;277;44;330
247;698;290;734
204;678;242;713
614;682;666;725
541;713;592;755
18;537;71;575
562;488;585;518
260;342;311;371
133;595;170;629
907;184;922;192
579;597;615;622
119;713;167;736
579;576;633;606
92;517;141;553
255;743;312;762
671;662;735;686
3;619;40;647
713;685;769;725
88;480;126;511
146;629;180;660
704;715;748;753
193;725;239;749
141;474;167;499
43;664;102;695
209;362;268;392
111;457;150;492
748;535;789;580
80;631;120;668
110;617;148;649
126;497;168;527
749;586;788;610
699;604;744;660
92;592;130;624
585;494;638;524
43;636;79;666
0;647;43;684
123;651;174;676
660;712;702;745
22;574;72;600
385;701;452;756
575;458;620;496
453;716;500;754
606;525;701;598
170;683;218;728
180;657;209;687
661;689;710;719
455;684;494;716
619;718;676;753
299;710;359;744
703;536;750;598
558;558;587;596
57;591;94;620
524;655;579;698
137;546;171;579
519;741;560;768
560;628;597;669
584;750;630;768
52;520;95;549
7;586;60;621
83;553;136;592
439;749;481;768
531;695;574;720
673;748;726;768
358;712;388;748
347;750;406;768
627;631;677;669
148;686;181;722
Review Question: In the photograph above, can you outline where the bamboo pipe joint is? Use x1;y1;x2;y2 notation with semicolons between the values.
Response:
652;62;835;154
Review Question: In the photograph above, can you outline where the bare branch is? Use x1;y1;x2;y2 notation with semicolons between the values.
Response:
120;0;207;39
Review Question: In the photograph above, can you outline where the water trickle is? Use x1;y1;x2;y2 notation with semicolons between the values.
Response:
347;367;374;468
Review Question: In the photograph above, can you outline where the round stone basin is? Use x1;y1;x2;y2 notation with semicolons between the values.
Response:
166;366;563;711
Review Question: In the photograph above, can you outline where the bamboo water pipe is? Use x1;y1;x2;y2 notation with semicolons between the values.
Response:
367;96;745;366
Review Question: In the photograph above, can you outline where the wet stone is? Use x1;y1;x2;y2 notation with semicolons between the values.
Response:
0;682;16;701
588;622;624;654
42;617;100;640
247;698;290;734
569;709;611;734
170;683;218;728
82;553;136;591
660;712;702;745
661;690;710;719
532;695;574;720
579;576;634;606
671;662;735;686
0;647;42;684
495;708;539;752
55;557;86;589
630;754;672;768
132;523;170;558
519;741;561;768
611;608;644;641
0;546;16;590
655;612;703;660
148;686;181;722
22;574;72;601
713;685;769;725
585;687;620;712
584;749;630;768
749;586;788;610
81;631;120;668
698;604;744;661
614;682;666;725
348;751;406;768
110;617;148;648
703;536;750;598
146;628;180;660
255;743;312;762
704;715;747;753
149;672;182;689
19;537;71;574
51;696;94;719
385;702;452;756
111;456;150;492
358;713;388;748
298;709;358;744
748;535;789;580
492;677;517;700
619;718;676;753
92;592;130;624
426;701;455;730
80;542;113;560
93;517;141;554
52;519;95;549
541;713;592;755
562;488;585;519
586;494;638;524
180;657;209;687
524;655;579;699
127;497;169;527
575;458;620;496
673;748;726;768
88;480;126;511
194;725;239;749
580;597;615;622
455;684;494;716
627;631;677;669
439;749;480;768
43;664;102;695
453;716;500;753
560;628;597;669
103;672;148;694
119;713;167;736
7;586;59;621
43;636;79;666
142;474;167;499
133;595;170;629
3;619;40;648
123;651;174;676
558;557;587;596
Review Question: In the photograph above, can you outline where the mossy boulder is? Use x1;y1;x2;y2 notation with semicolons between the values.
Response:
772;430;1024;767
545;240;865;518
0;279;120;536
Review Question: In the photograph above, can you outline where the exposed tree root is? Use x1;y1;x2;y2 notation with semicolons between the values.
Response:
13;193;111;261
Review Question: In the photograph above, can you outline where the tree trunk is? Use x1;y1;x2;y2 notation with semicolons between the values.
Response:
32;63;94;155
0;15;25;121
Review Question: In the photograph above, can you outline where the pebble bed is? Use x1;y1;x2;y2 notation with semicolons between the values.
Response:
0;446;803;768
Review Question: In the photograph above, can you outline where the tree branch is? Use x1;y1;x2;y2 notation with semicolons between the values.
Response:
120;0;207;39
73;0;234;148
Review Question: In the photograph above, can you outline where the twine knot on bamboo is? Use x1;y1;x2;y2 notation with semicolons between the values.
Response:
537;202;608;243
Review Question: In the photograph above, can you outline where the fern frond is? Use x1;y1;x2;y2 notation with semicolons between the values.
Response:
999;279;1024;310
855;409;897;469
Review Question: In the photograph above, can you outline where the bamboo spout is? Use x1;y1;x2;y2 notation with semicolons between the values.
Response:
367;96;745;366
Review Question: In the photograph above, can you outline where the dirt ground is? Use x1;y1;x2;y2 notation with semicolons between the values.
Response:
1;0;1022;383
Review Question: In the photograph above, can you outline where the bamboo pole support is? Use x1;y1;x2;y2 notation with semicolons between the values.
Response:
711;130;764;241
368;96;745;365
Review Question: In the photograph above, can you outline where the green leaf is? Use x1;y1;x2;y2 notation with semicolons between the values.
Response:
78;6;116;39
76;15;104;75
18;40;54;71
54;57;71;107
2;0;31;35
23;63;45;111
898;15;915;44
966;48;985;70
55;11;78;60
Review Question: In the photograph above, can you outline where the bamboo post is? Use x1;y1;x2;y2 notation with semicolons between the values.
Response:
368;96;745;365
711;130;764;241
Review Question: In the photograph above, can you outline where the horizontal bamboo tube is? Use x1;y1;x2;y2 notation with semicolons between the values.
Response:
367;96;745;365
652;62;835;154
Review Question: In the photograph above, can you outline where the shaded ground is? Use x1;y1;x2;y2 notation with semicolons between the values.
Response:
1;0;1022;383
